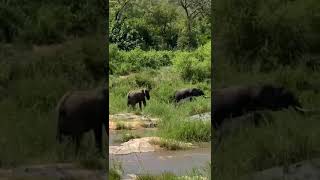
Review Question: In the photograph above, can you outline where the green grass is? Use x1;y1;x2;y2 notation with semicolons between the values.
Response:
109;43;211;143
136;172;178;180
109;169;122;180
109;66;211;143
136;163;211;180
115;131;141;143
109;160;123;180
115;122;133;130
109;161;211;180
150;138;193;151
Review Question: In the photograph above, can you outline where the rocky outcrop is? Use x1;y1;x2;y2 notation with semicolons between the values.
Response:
189;112;211;122
109;113;159;130
109;137;160;155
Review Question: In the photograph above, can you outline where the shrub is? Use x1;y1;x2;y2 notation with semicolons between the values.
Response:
109;44;173;75
173;42;211;83
214;0;320;70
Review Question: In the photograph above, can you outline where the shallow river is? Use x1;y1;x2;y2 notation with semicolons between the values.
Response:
109;130;211;178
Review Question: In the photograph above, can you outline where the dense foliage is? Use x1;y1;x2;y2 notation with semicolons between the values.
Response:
214;0;320;71
109;0;211;50
0;0;106;44
110;41;211;83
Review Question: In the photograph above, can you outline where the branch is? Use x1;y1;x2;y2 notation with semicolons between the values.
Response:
115;0;131;22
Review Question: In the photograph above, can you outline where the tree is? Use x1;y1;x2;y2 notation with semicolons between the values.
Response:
177;0;211;49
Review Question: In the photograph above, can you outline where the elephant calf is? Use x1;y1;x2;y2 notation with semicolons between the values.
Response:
127;89;150;110
174;88;205;103
56;87;108;153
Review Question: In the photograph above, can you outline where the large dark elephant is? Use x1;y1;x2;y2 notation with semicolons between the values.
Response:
127;89;150;110
174;88;205;103
212;84;312;151
56;87;108;153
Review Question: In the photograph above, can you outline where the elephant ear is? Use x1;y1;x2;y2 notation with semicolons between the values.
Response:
141;89;146;95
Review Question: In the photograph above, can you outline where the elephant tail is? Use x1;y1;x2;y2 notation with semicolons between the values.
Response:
56;91;72;116
56;91;72;140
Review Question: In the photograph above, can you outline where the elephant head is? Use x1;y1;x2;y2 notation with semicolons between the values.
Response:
191;88;205;97
174;88;205;103
252;84;302;112
143;89;150;100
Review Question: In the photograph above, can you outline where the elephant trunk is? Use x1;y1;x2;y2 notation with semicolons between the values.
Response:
294;106;319;113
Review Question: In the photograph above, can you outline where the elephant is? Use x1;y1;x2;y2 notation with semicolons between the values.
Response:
212;84;313;151
56;87;108;154
174;88;205;103
127;89;150;110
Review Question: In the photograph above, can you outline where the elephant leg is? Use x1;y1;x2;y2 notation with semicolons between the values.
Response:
72;135;81;154
139;102;142;110
142;99;146;107
94;126;103;153
56;131;63;143
213;130;223;154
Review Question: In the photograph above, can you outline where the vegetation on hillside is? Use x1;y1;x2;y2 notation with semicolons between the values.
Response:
109;0;211;143
109;1;211;179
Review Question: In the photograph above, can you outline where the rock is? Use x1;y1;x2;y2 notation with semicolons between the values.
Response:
109;137;160;155
109;113;159;130
189;112;211;122
109;136;196;155
246;158;320;180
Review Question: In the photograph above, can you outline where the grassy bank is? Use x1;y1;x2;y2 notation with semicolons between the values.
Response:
109;42;211;143
109;162;211;180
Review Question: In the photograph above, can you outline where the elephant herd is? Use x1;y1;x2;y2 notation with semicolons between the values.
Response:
55;83;314;154
55;86;206;153
127;87;206;110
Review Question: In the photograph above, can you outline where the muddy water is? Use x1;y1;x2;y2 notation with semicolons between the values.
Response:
109;130;210;178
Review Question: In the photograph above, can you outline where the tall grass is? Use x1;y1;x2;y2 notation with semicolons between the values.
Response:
0;35;107;168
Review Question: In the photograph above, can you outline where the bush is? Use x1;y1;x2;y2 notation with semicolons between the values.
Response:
109;44;173;75
214;0;320;70
173;42;211;83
